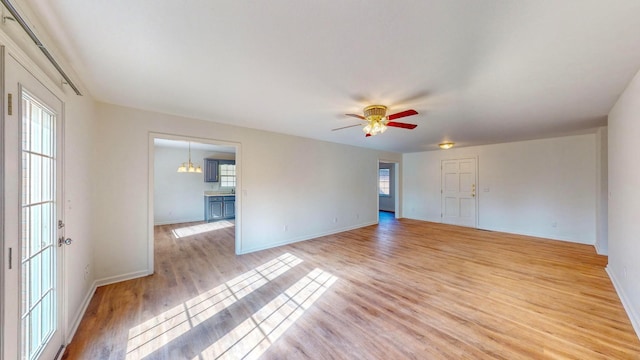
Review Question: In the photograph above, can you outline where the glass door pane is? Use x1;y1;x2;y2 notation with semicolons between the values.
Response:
20;91;57;360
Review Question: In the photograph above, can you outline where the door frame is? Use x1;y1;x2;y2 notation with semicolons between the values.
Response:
440;156;479;228
1;44;5;360
378;158;401;219
147;133;242;273
1;25;76;359
3;49;67;360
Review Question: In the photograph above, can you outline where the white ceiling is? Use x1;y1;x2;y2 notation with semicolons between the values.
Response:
22;0;640;153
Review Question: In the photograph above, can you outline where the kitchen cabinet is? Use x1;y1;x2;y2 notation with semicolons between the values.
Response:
204;195;235;221
204;159;218;182
204;159;236;182
206;197;224;220
223;196;235;218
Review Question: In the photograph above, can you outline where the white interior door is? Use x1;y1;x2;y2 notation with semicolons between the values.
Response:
3;51;65;359
441;158;477;228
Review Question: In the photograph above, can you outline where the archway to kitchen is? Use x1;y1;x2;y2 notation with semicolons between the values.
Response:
148;133;241;272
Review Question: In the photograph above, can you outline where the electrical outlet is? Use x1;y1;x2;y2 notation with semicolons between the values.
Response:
283;224;288;232
333;217;338;223
623;266;628;279
84;264;90;280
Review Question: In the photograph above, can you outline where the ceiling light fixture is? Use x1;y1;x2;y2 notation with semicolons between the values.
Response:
177;142;202;173
439;142;455;150
362;105;389;136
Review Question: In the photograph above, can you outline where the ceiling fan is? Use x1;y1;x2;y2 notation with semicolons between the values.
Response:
333;105;418;137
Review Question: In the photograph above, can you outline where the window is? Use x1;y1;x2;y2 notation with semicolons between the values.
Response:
220;163;236;188
379;168;390;196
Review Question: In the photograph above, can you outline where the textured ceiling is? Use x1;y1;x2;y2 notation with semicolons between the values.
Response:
21;0;640;153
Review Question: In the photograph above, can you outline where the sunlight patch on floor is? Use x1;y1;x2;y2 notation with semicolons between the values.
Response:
172;220;235;238
125;253;301;359
195;268;338;360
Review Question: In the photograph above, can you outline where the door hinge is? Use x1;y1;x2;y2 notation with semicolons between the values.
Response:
8;247;12;269
58;220;65;229
8;93;12;115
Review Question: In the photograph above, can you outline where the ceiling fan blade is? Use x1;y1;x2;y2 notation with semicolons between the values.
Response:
387;121;417;129
387;109;418;120
332;124;362;131
345;113;366;120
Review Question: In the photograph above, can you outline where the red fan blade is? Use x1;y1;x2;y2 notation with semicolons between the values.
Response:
387;121;417;129
332;124;362;131
345;113;366;120
387;109;418;120
365;133;372;137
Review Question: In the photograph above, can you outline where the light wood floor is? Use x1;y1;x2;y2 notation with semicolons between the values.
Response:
63;215;640;359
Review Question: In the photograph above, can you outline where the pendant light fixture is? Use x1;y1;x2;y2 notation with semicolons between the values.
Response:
177;141;202;173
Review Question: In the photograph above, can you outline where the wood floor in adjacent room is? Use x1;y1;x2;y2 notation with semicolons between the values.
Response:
63;216;640;359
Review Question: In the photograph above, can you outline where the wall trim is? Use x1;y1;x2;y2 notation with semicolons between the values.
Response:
154;218;203;226
595;241;608;255
65;268;153;344
606;266;640;340
482;226;594;245
65;281;97;344
94;269;151;288
238;221;377;255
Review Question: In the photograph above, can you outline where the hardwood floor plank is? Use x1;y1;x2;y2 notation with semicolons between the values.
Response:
63;218;640;359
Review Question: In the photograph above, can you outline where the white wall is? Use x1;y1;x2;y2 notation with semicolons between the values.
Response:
403;134;598;244
93;103;401;282
153;147;234;225
379;163;395;212
608;68;640;337
62;94;98;339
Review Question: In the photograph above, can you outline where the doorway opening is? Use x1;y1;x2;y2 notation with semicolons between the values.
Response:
148;134;241;274
378;160;400;222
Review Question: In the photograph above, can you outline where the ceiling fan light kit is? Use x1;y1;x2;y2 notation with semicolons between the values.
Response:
362;105;388;136
339;104;419;137
439;142;455;150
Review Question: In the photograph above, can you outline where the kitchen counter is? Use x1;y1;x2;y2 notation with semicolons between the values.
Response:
204;191;235;197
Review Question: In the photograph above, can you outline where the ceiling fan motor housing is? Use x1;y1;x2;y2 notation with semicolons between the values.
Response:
363;105;387;121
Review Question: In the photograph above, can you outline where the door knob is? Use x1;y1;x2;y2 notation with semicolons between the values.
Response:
58;237;73;247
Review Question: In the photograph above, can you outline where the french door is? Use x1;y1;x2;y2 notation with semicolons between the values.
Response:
3;49;65;359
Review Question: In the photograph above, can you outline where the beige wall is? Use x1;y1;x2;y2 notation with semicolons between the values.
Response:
403;134;599;244
93;103;401;283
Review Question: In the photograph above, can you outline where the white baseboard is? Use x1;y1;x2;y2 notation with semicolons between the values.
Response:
237;221;377;255
154;217;203;226
65;281;97;344
595;241;608;255
95;269;152;288
606;266;640;341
